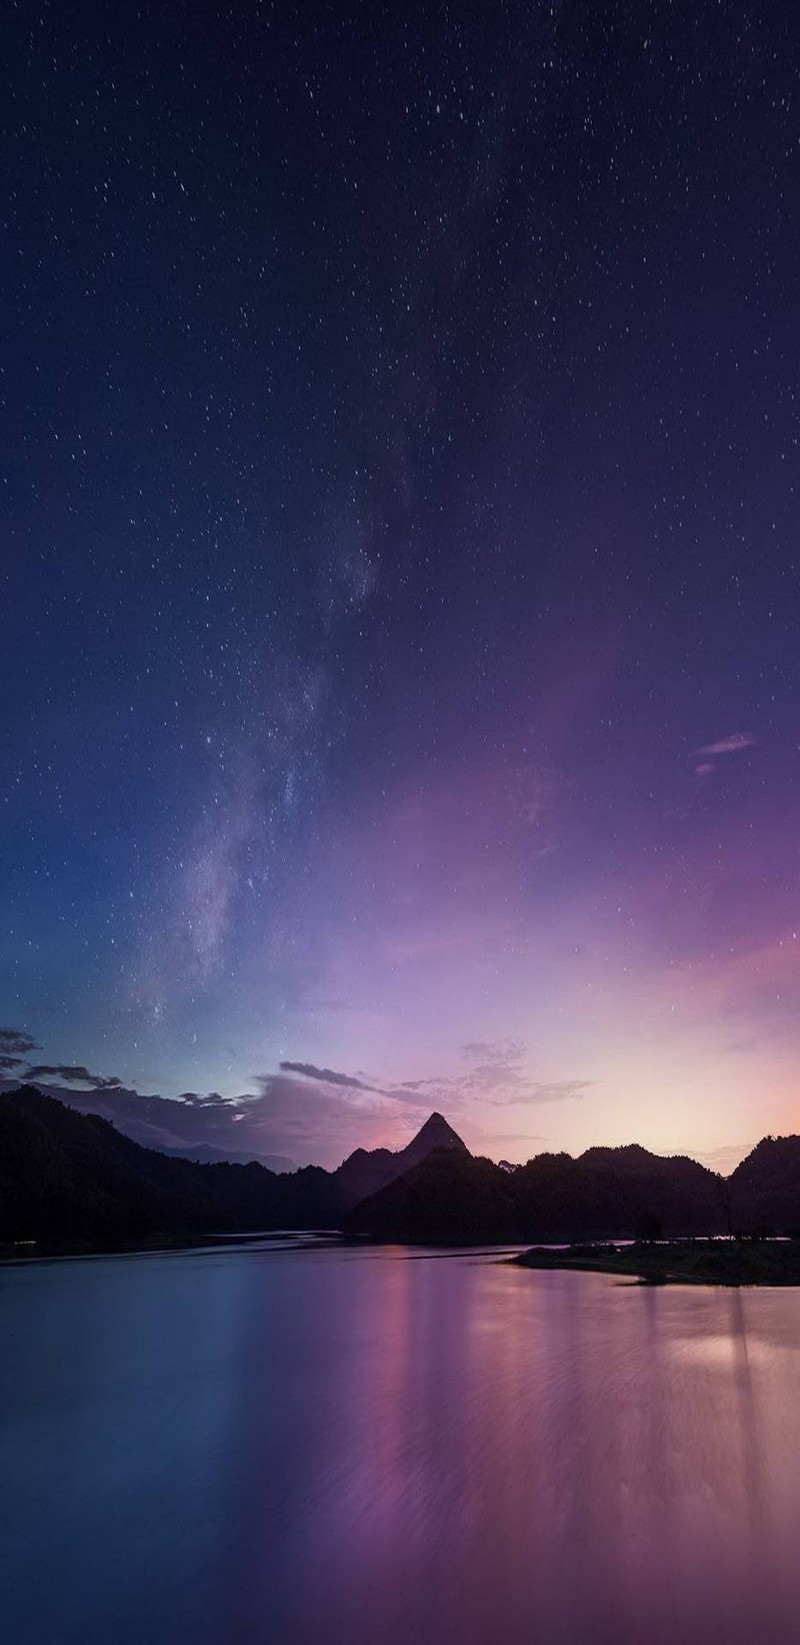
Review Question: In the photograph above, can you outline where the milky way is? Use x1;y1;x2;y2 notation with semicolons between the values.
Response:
2;3;799;1167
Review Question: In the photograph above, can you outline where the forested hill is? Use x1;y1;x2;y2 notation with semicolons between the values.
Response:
0;1086;338;1245
344;1144;728;1242
345;1137;800;1242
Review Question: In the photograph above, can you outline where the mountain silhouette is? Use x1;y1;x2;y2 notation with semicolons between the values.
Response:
0;1087;470;1248
727;1135;800;1231
0;1085;338;1245
333;1110;469;1204
398;1111;468;1163
346;1142;730;1242
157;1141;297;1172
0;1075;298;1170
4;1083;800;1252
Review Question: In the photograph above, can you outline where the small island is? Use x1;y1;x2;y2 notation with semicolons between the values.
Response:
512;1237;800;1287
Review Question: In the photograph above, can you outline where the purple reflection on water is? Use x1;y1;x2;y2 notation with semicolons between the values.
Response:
2;1245;800;1644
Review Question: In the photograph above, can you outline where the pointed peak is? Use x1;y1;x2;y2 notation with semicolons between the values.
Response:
400;1112;470;1163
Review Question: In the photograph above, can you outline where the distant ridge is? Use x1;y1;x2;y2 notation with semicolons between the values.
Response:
157;1141;297;1172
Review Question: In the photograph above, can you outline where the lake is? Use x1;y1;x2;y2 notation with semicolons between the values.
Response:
3;1240;800;1644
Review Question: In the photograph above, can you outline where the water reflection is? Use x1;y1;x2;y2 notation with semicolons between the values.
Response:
2;1248;800;1644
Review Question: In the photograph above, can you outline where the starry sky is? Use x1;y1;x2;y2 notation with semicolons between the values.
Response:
2;1;799;1169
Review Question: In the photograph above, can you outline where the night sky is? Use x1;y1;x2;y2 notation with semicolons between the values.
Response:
2;2;799;1169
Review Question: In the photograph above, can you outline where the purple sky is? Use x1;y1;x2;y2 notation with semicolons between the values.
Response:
2;3;798;1169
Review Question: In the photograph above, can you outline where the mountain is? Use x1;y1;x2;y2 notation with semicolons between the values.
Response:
728;1136;800;1231
0;1088;471;1248
396;1111;468;1165
346;1143;729;1242
0;1086;338;1246
346;1150;518;1241
0;1077;296;1171
333;1110;469;1204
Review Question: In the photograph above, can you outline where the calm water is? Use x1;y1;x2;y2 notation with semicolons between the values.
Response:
3;1242;800;1645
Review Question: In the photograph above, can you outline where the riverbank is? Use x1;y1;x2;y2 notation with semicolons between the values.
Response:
512;1238;800;1286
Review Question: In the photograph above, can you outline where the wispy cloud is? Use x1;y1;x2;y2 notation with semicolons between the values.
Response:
695;733;757;757
25;1063;123;1090
279;1060;431;1105
402;1042;594;1108
278;1060;379;1092
690;1142;755;1175
463;1039;525;1064
174;1090;235;1108
247;1071;420;1160
0;1026;39;1063
520;1079;594;1104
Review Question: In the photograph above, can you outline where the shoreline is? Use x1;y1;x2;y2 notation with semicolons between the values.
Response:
6;1231;800;1285
511;1238;800;1287
0;1229;345;1267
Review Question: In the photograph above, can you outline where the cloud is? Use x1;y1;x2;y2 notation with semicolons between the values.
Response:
25;1064;123;1090
460;1040;538;1099
479;1077;594;1106
245;1071;441;1162
277;1060;425;1105
64;1085;249;1151
463;1062;528;1095
278;1061;378;1092
695;733;757;757
521;1079;593;1104
0;1027;39;1057
381;1082;458;1106
400;1041;593;1108
393;1075;463;1106
459;1040;529;1094
692;1142;754;1175
463;1039;525;1064
175;1090;235;1107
